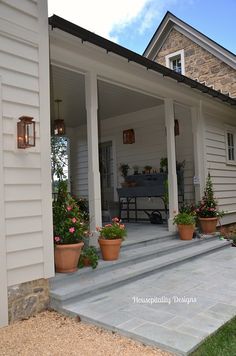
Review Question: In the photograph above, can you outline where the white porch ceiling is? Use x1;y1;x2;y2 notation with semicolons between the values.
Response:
50;65;162;128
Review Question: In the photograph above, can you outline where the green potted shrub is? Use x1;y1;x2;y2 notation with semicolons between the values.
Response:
173;207;196;240
53;181;89;273
119;163;130;187
195;173;224;234
79;246;99;269
97;217;127;261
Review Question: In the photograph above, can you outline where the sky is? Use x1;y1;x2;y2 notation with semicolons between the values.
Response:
48;0;236;55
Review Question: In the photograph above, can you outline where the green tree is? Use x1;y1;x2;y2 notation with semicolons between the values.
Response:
51;136;68;192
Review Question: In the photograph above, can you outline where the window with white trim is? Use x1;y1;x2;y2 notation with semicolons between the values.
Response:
225;126;236;164
165;50;185;75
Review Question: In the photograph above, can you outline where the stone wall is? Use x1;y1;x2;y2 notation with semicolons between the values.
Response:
155;29;236;98
8;279;49;323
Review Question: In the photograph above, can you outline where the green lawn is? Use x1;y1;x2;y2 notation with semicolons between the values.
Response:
191;317;236;356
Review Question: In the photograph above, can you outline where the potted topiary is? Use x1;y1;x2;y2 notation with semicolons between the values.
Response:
53;181;89;273
79;246;99;269
195;173;224;234
119;163;130;187
97;217;127;261
173;204;196;240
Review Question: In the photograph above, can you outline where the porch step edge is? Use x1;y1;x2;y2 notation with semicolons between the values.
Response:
50;235;216;288
50;240;231;307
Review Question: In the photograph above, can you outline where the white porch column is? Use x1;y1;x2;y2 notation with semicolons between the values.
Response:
85;71;102;232
164;98;178;232
191;102;207;202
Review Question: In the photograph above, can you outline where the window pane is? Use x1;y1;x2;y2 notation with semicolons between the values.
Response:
227;132;235;161
171;56;182;74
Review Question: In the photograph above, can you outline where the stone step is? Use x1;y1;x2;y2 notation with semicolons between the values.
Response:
121;231;177;251
50;235;215;288
50;238;231;311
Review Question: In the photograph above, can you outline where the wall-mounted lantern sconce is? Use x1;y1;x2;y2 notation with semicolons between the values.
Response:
17;116;36;149
174;119;180;136
123;129;135;144
54;99;65;136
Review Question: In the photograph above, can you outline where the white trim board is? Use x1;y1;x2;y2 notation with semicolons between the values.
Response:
0;76;9;327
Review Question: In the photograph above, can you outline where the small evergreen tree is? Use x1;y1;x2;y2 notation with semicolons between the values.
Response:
196;173;223;218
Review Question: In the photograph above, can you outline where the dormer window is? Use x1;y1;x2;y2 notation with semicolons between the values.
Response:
165;49;185;75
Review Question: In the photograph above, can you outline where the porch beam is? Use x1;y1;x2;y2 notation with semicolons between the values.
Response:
164;98;178;231
85;71;102;232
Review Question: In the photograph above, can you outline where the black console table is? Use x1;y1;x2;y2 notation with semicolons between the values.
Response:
117;172;184;222
117;173;168;222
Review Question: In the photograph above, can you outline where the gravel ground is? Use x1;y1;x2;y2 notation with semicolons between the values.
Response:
0;311;172;356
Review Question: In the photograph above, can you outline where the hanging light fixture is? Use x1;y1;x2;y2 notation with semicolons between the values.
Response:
54;99;65;136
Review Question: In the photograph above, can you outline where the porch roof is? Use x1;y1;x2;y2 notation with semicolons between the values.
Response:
49;15;236;107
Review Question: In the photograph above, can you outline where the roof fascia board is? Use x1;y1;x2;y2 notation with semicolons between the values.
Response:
143;15;170;57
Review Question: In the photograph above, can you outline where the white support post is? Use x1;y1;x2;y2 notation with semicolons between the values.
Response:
164;98;178;232
191;102;207;202
85;71;102;233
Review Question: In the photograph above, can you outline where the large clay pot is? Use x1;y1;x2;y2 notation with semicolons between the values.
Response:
177;224;195;240
199;217;218;234
98;238;122;261
54;242;84;273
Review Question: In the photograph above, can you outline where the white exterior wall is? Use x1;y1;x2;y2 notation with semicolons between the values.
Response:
0;0;54;326
70;104;195;209
204;106;236;224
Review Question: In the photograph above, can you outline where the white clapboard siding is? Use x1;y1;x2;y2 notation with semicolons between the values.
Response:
71;105;195;205
5;200;42;219
4;167;42;184
5;184;42;201
3;150;41;167
7;264;44;287
6;232;43;253
70;128;88;198
0;2;38;31
205;111;236;221
0;0;53;317
0;51;39;77
5;216;43;236
7;248;44;270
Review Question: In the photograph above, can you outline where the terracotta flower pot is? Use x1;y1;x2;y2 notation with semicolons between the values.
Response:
98;238;122;261
199;217;218;234
177;224;195;240
54;242;84;273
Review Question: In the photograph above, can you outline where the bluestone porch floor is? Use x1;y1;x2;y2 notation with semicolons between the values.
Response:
65;247;236;356
123;222;171;246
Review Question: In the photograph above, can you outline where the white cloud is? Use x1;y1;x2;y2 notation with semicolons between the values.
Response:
48;0;152;40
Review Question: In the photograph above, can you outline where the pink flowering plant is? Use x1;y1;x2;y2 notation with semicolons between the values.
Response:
53;182;89;245
195;173;224;218
97;217;127;240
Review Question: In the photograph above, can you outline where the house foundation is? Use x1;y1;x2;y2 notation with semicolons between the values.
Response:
8;279;49;323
